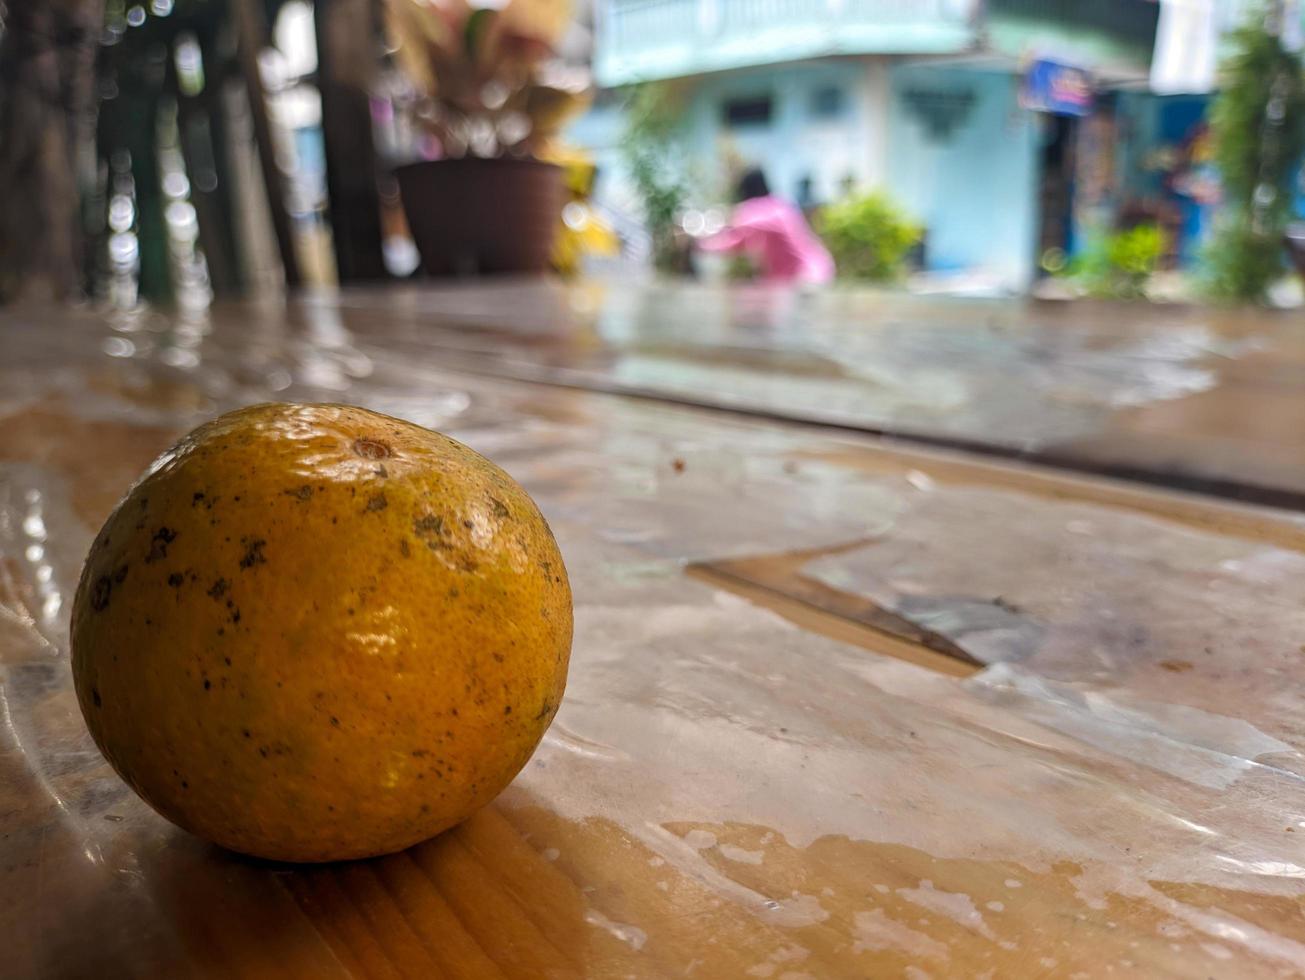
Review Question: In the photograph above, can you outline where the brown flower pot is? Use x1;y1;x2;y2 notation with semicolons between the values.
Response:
395;158;563;277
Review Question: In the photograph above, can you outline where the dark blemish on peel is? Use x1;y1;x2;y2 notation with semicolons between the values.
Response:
203;679;212;691
90;576;113;611
489;497;510;519
462;519;473;529
208;578;229;599
414;514;456;552
192;492;205;505
375;464;388;478
399;539;411;558
352;438;391;460
242;729;251;738
224;657;232;666
492;652;504;663
412;749;428;758
92;687;102;708
504;705;512;715
330;716;340;728
239;539;267;569
284;485;314;501
414;514;443;535
535;701;551;720
145;527;176;563
168;573;184;588
115;564;130;584
364;492;388;513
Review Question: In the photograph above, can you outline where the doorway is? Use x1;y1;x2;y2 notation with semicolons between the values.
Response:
1036;113;1079;271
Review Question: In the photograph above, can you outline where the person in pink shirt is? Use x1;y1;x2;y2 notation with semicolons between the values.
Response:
700;168;836;284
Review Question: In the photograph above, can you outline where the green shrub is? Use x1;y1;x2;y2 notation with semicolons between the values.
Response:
620;83;690;274
817;191;922;282
1204;216;1286;301
725;253;760;281
1204;10;1305;302
1064;224;1167;298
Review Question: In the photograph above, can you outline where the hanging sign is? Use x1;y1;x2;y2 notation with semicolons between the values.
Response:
1021;59;1094;117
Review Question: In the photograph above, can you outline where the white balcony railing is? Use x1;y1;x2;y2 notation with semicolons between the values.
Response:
594;0;979;86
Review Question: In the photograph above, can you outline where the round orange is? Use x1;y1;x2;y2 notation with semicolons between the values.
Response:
71;403;572;861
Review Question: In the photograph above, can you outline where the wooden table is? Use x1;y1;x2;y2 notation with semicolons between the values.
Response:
3;287;1305;978
323;281;1305;507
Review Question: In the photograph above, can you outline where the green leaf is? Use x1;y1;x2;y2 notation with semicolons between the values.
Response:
464;8;496;61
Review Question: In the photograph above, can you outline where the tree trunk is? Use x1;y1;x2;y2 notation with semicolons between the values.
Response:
0;0;104;302
231;0;302;287
315;0;387;282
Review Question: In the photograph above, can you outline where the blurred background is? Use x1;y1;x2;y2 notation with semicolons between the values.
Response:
2;0;1303;308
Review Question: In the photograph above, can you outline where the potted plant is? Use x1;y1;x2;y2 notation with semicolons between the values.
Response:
385;0;587;275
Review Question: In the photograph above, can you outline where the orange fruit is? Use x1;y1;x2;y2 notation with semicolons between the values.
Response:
71;403;572;861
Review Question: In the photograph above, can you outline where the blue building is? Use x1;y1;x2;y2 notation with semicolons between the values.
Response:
576;0;1297;289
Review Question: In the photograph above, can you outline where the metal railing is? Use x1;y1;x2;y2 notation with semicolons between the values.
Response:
595;0;978;85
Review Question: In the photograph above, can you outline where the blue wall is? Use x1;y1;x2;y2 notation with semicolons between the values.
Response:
571;59;1051;286
678;61;880;205
568;60;882;216
886;65;1039;288
566;96;629;202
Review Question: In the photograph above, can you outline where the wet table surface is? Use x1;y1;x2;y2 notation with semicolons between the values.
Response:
327;280;1305;507
3;285;1305;978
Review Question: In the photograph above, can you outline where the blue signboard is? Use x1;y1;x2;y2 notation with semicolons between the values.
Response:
1021;59;1094;117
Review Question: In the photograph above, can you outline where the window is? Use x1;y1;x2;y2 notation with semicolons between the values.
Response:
722;95;773;128
810;85;845;120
